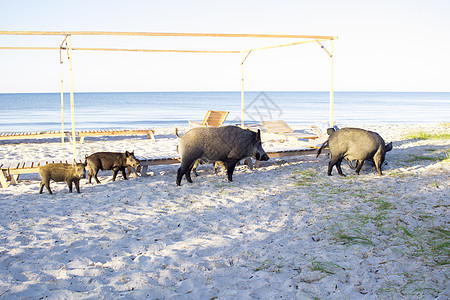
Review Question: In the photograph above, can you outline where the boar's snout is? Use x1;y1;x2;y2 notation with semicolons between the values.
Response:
256;153;270;161
125;151;140;168
76;166;86;179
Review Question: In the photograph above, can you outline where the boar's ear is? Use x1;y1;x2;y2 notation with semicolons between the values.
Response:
256;129;261;142
125;151;130;156
385;142;393;152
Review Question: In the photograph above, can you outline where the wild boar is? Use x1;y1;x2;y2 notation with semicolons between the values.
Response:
86;151;140;183
176;126;269;185
39;162;86;194
317;127;392;176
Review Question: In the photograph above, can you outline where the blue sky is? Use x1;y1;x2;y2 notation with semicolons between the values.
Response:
1;0;449;92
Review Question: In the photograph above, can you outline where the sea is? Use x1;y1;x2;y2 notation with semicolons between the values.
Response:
0;91;449;132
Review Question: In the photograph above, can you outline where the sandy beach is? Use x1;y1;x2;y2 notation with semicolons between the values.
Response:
0;123;448;299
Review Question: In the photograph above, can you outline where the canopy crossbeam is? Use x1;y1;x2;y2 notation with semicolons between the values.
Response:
0;30;337;156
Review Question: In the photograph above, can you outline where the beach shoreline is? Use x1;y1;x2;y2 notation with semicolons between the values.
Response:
0;123;449;298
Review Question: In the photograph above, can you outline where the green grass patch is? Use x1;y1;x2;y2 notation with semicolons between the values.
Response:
405;154;448;163
293;168;318;186
399;225;450;265
335;228;375;246
429;227;450;265
403;131;450;140
308;259;344;275
377;200;395;210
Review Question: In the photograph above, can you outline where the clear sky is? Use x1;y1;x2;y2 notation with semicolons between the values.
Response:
1;0;449;92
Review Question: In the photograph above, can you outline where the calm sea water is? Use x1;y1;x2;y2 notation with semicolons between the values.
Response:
0;91;449;132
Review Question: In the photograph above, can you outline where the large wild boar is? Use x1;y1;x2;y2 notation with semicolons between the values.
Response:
86;151;140;183
316;128;392;176
176;126;269;185
39;162;86;194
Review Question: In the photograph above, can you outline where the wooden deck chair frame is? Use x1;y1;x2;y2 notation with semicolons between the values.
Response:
261;120;318;144
76;129;156;143
0;131;73;143
189;110;229;128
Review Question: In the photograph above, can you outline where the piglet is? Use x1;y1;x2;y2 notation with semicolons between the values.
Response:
39;162;86;194
86;151;140;183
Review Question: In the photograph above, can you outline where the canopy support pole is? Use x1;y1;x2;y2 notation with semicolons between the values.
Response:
59;45;64;143
68;35;77;159
240;52;245;127
240;51;252;128
330;39;334;126
316;39;335;126
59;36;68;144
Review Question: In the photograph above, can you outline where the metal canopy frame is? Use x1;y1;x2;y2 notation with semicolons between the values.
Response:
0;31;337;159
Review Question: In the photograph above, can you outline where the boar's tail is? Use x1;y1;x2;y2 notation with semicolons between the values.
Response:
174;127;181;138
316;140;328;158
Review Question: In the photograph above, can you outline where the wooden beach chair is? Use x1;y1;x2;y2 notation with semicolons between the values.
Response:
261;120;318;144
305;123;339;149
0;158;85;188
189;110;229;129
76;128;156;143
0;131;73;143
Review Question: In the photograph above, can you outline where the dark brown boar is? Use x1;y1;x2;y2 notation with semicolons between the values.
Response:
317;127;393;176
176;126;269;185
86;151;140;183
39;162;86;194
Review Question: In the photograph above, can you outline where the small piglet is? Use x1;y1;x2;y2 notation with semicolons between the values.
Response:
176;126;269;185
86;151;140;183
191;159;226;177
39;162;86;194
317;127;392;176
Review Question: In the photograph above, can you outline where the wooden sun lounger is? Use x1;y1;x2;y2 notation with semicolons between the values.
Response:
77;129;156;143
189;110;229;128
134;147;324;176
135;155;181;176
0;131;73;142
0;158;85;188
1;147;325;188
261;120;318;143
305;124;338;149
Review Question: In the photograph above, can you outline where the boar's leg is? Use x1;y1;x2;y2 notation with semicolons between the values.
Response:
192;159;200;176
89;167;101;184
176;160;195;186
74;179;81;193
335;159;345;176
185;166;193;183
111;167;121;181
120;167;128;180
67;180;73;193
355;160;365;175
39;181;52;194
176;167;193;186
44;181;53;194
225;160;239;182
374;160;383;176
176;168;184;186
328;156;345;176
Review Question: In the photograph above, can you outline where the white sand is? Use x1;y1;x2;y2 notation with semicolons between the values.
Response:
0;123;449;299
